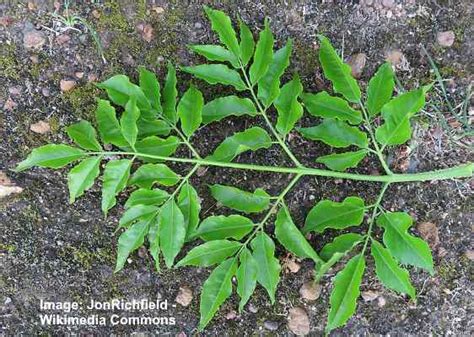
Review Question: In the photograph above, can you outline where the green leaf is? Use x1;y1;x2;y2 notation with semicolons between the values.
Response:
120;98;140;148
316;150;367;172
177;86;203;138
274;74;303;135
177;240;241;267
115;216;150;272
95;99;127;147
236;247;258;312
134;136;180;161
15;144;84;172
203;6;240;57
315;252;346;282
202;96;257;124
199;258;238;330
190;45;239;68
66;120;102;151
239;18;255;66
129;163;179;188
377;212;434;274
137;119;171;138
302;91;362;124
209;184;271;213
320;233;363;261
304;196;365;233
257;39;292;107
375;87;428;146
67;156;102;203
98;74;151;112
249;18;273;84
298;119;368;148
207;126;272;162
181;64;246;91
125;188;169;209
371;239;416;299
275;205;321;263
101;159;132;216
326;254;365;333
148;215;160;271
318;35;361;103
367;62;394;116
162;62;178;124
159;199;186;268
139;66;162;112
118;204;159;229
177;182;201;239
250;232;281;303
195;215;254;241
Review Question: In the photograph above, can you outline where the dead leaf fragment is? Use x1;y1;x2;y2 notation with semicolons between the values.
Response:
287;307;310;336
175;286;193;307
30;120;51;134
137;23;154;43
417;222;439;249
299;281;321;301
361;290;379;302
3;97;17;111
0;172;23;199
437;31;455;47
152;6;164;14
282;255;301;273
385;49;410;71
23;30;45;50
346;53;367;79
60;80;76;92
464;250;474;261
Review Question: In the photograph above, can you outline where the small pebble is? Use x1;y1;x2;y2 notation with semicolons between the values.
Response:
437;31;455;47
264;320;279;331
60;80;76;92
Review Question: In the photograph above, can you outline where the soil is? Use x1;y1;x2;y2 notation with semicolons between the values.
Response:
1;1;473;335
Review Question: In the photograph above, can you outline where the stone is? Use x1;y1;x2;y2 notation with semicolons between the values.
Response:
3;97;17;111
299;281;321;301
287;307;310;335
465;250;474;261
437;31;455;47
0;172;23;200
225;310;237;320
175;286;193;307
152;6;164;14
30;120;51;134
361;290;379;302
346;53;367;79
248;303;258;313
60;80;76;92
417;222;439;249
23;30;45;50
264;320;279;331
55;34;71;45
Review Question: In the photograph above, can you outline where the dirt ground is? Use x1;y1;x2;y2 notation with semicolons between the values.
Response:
1;0;473;335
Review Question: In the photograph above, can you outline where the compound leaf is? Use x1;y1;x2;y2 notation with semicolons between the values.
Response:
316;150;368;172
15;144;84;172
67;156;102;203
177;182;201;239
371;239;416;299
129;163;179;188
177;240;241;267
159;199;186;268
304;196;365;233
177;86;203;138
95;99;127;147
120;98;140;148
66;120;102;151
236;247;258;312
98;74;150;112
199;258;238;330
190;45;239;68
274;74;303;135
239;18;255;66
302;91;362;125
209;184;271;213
139;66;162;112
367;62;394;116
202;96;257;124
298;119;368;148
207;126;272;162
318;35;361;103
326;254;365;333
101;159;132;216
377;212;434;274
203;6;240;57
275;205;321;263
257;39;292;107
162;62;178;124
249;18;273;84
320;233;364;261
125;188;169;209
118;204;159;229
195;215;255;241
115;217;150;272
135;136;180;161
182;64;246;91
251;232;281;303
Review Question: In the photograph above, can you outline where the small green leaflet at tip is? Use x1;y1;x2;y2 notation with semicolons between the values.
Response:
195;214;255;241
162;62;178;124
249;18;274;84
377;212;434;274
316;150;368;172
326;254;365;333
371;239;416;300
207;126;272;163
366;62;394;116
125;188;169;209
177;182;201;240
120;98;140;148
318;35;361;103
129;163;179;189
95;99;128;147
138;66;162;113
177;86;203;138
275;204;321;263
251;232;281;303
189;44;239;68
15;144;84;172
67;156;102;203
238;18;255;66
209;184;271;213
203;6;240;57
202;96;257;124
199;257;238;330
101;159;132;216
176;240;242;267
181;64;246;91
304;196;365;233
66;120;102;151
236;247;258;312
159;199;186;268
274;74;304;135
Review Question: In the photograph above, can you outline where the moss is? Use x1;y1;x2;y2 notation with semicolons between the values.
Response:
63;83;100;120
293;39;319;78
96;1;130;33
0;43;20;80
0;243;16;253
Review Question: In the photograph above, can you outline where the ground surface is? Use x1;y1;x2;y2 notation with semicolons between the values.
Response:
0;0;473;335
